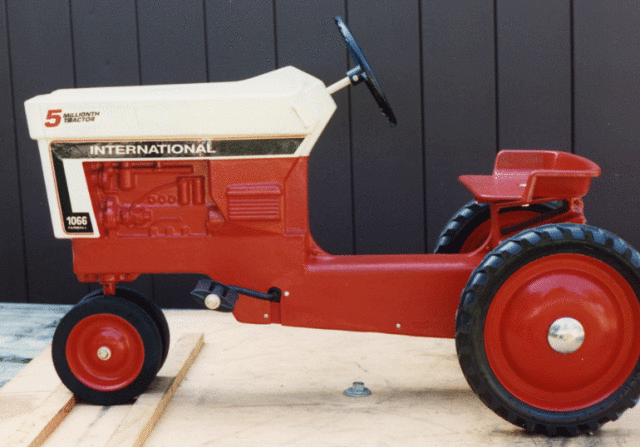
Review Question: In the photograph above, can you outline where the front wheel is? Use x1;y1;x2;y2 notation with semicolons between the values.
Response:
456;224;640;435
85;286;170;369
52;295;163;405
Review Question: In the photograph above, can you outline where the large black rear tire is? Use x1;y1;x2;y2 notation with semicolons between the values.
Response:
456;224;640;435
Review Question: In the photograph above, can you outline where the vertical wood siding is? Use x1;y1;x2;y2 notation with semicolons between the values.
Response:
1;1;639;306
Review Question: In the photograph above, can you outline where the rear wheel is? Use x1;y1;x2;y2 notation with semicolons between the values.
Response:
456;224;640;435
434;201;562;254
52;295;163;405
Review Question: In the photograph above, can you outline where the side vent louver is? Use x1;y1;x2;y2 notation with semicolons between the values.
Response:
226;183;282;221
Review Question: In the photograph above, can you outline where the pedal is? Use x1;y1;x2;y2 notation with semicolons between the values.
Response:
190;280;239;312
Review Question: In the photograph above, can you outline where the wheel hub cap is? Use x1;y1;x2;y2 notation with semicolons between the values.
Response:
97;346;112;361
66;313;145;391
547;317;585;354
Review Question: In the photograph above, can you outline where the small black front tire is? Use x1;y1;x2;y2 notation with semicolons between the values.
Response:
52;295;163;405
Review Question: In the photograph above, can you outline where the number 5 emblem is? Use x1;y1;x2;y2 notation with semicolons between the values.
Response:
45;109;62;127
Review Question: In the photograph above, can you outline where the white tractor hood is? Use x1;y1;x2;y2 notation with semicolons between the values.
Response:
24;66;339;240
25;66;336;154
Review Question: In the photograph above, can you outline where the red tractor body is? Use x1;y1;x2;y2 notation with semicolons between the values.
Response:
22;17;639;437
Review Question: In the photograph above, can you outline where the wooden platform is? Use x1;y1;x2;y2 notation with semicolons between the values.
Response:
0;304;71;388
0;329;203;447
1;309;640;446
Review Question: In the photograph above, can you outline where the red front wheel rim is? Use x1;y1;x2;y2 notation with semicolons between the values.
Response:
66;314;145;392
484;253;640;411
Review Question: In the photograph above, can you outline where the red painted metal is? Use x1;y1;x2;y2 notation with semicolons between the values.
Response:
71;150;596;339
460;150;600;203
461;204;585;254
66;314;145;391
484;254;640;411
458;209;538;253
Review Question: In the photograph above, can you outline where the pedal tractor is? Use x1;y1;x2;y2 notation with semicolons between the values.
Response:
24;17;640;436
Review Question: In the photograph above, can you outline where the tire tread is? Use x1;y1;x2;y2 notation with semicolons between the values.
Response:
456;223;640;436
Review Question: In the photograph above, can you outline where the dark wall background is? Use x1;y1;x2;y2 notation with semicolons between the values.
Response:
1;1;639;307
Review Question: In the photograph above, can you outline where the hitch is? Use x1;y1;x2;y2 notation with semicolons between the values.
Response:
190;280;281;312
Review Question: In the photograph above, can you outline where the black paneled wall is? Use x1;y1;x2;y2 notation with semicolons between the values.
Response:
2;1;638;306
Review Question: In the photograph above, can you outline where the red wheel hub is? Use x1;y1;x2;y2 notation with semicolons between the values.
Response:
66;314;145;391
484;253;640;411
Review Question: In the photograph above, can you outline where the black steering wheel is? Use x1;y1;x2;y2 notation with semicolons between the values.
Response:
335;16;397;127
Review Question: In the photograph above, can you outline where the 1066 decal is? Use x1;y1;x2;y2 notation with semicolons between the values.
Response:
64;213;92;233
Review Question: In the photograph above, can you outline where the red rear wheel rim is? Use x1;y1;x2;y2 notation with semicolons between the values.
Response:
66;314;145;391
484;253;640;411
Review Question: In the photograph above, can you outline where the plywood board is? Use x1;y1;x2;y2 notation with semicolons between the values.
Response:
104;333;204;447
145;311;640;447
0;347;75;447
42;333;204;447
4;310;640;446
0;331;203;447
